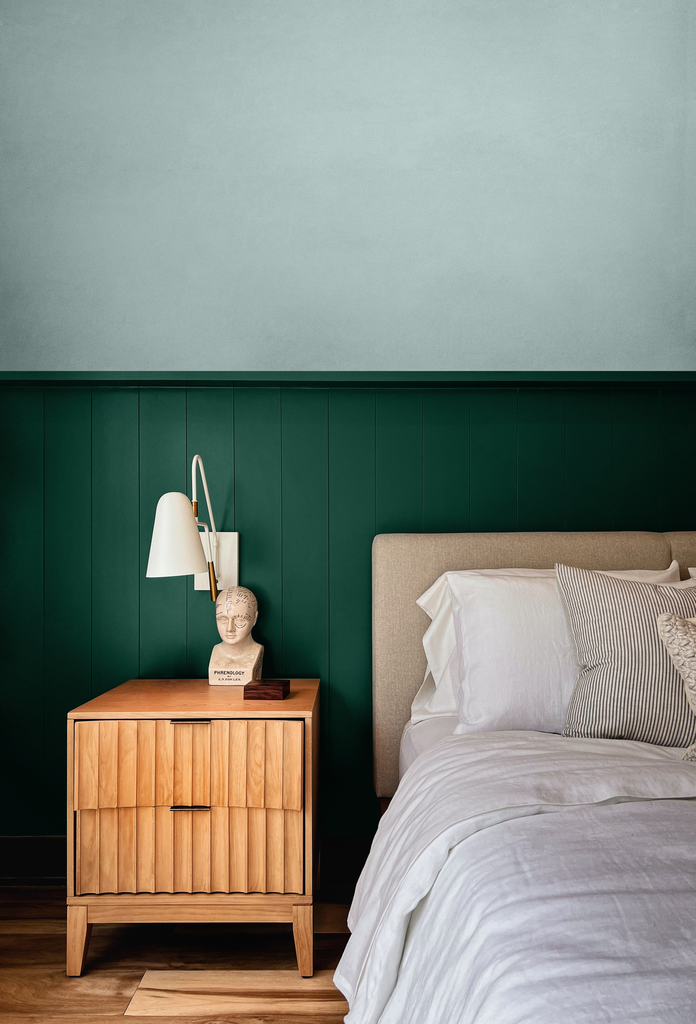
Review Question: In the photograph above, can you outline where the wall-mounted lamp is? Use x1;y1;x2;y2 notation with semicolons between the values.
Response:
146;454;238;601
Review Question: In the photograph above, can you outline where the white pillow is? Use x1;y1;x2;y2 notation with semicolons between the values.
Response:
689;569;696;578
412;569;553;723
451;572;572;734
412;561;682;729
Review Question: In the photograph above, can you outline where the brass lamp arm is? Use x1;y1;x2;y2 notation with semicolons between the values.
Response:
191;455;219;601
191;455;217;535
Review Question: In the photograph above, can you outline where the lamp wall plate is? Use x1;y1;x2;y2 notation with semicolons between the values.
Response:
194;532;239;591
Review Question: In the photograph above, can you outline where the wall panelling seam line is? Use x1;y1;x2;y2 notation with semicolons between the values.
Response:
41;387;46;788
610;389;615;529
515;390;520;530
232;386;237;536
374;390;377;539
90;389;94;698
185;389;189;673
562;389;567;531
658;388;663;533
137;388;142;680
515;388;520;532
420;390;424;532
279;388;284;675
659;385;663;532
468;388;472;530
326;388;331;752
89;390;93;699
231;385;236;535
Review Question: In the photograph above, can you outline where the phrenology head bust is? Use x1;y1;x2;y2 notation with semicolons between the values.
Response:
215;586;259;645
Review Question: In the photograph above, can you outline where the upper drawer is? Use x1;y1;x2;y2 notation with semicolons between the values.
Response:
74;719;303;811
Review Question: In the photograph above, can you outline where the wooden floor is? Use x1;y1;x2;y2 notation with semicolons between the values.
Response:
0;888;350;1023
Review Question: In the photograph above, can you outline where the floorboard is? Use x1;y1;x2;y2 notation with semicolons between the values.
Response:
0;968;141;1015
0;919;66;933
0;1017;346;1023
0;888;350;1022
126;969;347;1016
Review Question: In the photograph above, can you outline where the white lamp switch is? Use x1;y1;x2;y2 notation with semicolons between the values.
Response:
194;532;239;591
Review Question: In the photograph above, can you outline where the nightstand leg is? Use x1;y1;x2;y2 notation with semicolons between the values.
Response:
66;906;92;976
292;903;314;977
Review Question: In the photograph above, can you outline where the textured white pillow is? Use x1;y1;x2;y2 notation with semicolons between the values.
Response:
413;562;681;730
657;612;696;760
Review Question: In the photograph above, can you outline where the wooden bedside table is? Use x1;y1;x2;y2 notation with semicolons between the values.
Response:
66;678;319;978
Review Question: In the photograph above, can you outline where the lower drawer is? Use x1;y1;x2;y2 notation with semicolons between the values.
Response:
75;806;303;895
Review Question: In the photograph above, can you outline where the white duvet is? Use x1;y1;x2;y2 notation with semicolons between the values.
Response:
334;732;696;1024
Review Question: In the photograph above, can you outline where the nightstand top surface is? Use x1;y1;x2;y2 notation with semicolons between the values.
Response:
68;678;320;720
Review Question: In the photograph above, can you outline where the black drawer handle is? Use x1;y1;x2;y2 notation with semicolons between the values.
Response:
170;805;211;811
169;719;211;724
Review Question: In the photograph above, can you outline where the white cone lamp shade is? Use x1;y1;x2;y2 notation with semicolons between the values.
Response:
146;492;208;578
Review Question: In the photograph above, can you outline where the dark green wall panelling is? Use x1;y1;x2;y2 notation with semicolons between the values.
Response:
2;382;696;838
611;390;661;531
185;388;236;677
422;390;470;533
44;389;91;833
234;389;283;679
281;389;329;683
1;389;44;834
660;392;696;530
470;390;518;532
327;390;376;830
376;390;423;533
139;389;188;679
91;390;140;692
564;389;613;530
517;389;565;531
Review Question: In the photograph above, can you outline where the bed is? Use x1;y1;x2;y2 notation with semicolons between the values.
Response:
335;531;696;1024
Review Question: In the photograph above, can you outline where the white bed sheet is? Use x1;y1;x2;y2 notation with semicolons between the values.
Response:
398;715;459;776
335;731;696;1024
380;798;696;1024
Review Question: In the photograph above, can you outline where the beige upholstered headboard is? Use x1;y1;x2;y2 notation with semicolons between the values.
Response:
372;531;696;798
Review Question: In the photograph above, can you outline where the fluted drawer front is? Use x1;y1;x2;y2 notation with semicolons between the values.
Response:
75;806;303;894
73;718;305;894
74;720;209;809
210;719;304;810
75;719;303;810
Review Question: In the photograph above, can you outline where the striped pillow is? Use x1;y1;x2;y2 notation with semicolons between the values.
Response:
556;563;696;747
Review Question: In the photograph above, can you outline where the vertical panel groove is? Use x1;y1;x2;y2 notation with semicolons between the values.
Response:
185;387;236;675
91;388;139;697
469;389;518;531
139;389;187;677
44;387;91;832
328;390;376;831
612;389;661;530
234;388;282;675
280;390;284;673
517;389;564;530
422;390;470;531
660;389;696;529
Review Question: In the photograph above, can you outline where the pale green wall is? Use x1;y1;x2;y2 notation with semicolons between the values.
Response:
1;0;695;371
